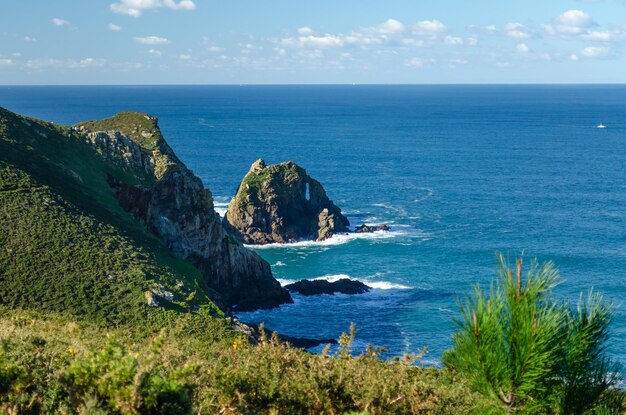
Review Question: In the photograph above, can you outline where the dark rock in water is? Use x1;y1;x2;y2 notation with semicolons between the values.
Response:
235;320;337;349
223;159;350;244
76;113;292;311
285;278;370;296
279;334;338;349
354;224;391;233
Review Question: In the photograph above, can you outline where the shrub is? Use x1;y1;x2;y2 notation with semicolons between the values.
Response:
443;254;622;414
61;338;191;414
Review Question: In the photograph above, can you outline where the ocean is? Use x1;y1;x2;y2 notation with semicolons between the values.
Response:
1;84;625;364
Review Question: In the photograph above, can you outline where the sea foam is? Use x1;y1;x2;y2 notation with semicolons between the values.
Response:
246;229;404;250
277;274;412;290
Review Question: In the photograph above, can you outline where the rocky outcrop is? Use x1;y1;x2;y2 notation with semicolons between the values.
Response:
223;159;350;244
354;224;391;233
75;113;292;311
234;320;338;348
284;278;370;296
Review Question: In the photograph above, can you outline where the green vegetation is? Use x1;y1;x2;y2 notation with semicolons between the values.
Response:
0;307;484;414
76;112;164;150
1;107;623;414
443;255;624;414
237;161;302;208
0;107;219;324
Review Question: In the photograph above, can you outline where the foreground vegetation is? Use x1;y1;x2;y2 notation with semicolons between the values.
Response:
444;255;624;414
1;107;624;413
0;307;485;414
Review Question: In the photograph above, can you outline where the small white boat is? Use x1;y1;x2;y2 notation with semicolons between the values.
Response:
597;123;606;129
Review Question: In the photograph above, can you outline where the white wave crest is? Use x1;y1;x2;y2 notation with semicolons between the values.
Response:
213;200;230;217
273;261;287;267
366;281;412;290
312;274;352;282
279;274;412;290
246;230;403;250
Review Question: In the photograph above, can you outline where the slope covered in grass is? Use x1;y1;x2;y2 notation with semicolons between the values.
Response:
0;107;221;324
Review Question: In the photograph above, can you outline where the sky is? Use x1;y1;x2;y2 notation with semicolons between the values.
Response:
1;0;626;84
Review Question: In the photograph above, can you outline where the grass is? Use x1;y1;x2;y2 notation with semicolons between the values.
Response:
0;107;221;324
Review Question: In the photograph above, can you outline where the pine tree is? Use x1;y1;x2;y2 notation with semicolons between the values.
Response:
443;254;621;414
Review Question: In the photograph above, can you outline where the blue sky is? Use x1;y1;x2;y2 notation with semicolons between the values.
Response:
1;0;625;84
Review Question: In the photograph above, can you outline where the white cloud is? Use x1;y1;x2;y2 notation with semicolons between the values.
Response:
373;19;405;35
78;58;105;68
580;45;609;57
516;43;530;53
147;49;162;56
546;10;595;35
466;37;478;46
178;54;191;60
505;22;532;39
281;19;415;50
51;17;70;27
24;58;106;70
12;52;22;57
24;36;36;42
0;59;13;66
134;36;170;45
281;34;344;48
496;61;511;68
413;20;446;36
297;26;314;35
207;45;224;52
406;57;435;68
443;35;463;45
570;54;579;61
110;0;195;17
108;23;122;31
580;31;612;41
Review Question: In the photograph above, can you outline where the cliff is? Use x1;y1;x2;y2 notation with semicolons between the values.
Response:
223;159;350;244
75;113;291;311
0;106;290;321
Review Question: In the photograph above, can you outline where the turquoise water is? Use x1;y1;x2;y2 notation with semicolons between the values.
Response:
1;85;625;364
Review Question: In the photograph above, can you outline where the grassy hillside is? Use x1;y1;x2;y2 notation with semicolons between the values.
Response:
0;107;220;324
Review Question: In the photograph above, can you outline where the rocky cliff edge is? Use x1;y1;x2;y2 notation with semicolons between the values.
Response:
75;113;292;311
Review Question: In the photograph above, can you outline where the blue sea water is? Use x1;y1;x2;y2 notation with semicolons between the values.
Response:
1;85;625;364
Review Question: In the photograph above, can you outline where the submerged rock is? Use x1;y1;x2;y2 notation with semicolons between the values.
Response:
76;113;292;311
223;159;350;244
354;224;391;233
285;278;370;296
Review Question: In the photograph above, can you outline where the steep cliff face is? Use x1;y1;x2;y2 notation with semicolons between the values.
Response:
223;159;350;244
76;113;292;311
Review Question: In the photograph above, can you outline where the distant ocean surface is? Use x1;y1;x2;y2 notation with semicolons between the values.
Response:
1;85;625;364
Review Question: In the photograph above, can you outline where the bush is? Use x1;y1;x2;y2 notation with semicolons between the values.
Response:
62;339;191;414
443;254;622;414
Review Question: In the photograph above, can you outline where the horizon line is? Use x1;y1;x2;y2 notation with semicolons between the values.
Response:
1;82;626;87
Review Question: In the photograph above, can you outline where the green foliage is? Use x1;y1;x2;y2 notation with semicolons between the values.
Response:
443;254;622;414
62;339;191;414
76;112;164;150
0;308;484;414
237;161;303;208
0;107;219;324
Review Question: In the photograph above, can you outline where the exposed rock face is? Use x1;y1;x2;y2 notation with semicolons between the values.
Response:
285;278;370;296
223;159;350;244
354;224;391;233
76;113;292;311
